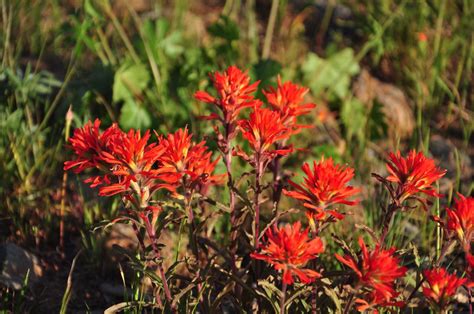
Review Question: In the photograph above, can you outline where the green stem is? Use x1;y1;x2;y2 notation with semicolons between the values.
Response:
262;0;279;59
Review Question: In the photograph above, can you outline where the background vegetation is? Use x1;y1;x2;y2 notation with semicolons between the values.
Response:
0;0;472;312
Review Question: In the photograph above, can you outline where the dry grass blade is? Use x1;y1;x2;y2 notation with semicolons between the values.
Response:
59;249;83;314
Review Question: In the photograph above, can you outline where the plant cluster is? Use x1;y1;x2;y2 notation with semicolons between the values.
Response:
65;65;473;313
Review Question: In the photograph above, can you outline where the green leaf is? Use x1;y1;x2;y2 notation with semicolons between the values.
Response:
251;59;282;90
119;100;151;130
113;62;150;103
322;286;343;314
208;16;239;41
160;32;184;59
302;48;359;99
341;98;367;141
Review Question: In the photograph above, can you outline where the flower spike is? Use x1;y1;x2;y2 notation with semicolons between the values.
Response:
283;157;360;224
385;150;446;202
251;222;324;285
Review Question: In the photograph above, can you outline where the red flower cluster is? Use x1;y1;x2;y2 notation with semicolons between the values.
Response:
64;119;123;174
446;194;474;251
65;121;222;201
422;268;466;309
251;222;324;285
466;253;474;288
335;238;407;305
386;150;446;202
194;65;260;124
236;107;293;166
159;127;224;194
355;289;404;313
263;76;315;130
284;158;360;223
64;120;177;197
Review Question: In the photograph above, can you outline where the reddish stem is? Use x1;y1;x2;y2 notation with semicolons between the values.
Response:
184;192;198;259
184;192;204;303
280;281;287;314
309;226;319;314
379;202;400;245
143;216;174;309
59;170;68;255
311;282;317;314
469;287;473;314
222;123;238;260
271;143;284;208
254;156;263;249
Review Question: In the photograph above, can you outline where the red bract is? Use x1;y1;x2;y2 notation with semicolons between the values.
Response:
251;222;324;285
355;290;405;313
386;150;446;202
99;128;176;197
422;268;466;309
466;253;474;288
236;106;293;167
65;121;178;197
158;127;224;193
283;158;360;223
64;119;122;173
194;65;260;124
335;237;407;302
263;76;315;126
446;194;474;251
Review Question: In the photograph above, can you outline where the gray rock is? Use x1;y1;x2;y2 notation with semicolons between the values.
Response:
0;242;43;289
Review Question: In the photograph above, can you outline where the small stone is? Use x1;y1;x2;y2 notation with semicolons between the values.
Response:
0;243;43;289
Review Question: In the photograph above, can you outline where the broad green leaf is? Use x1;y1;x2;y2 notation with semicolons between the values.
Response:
208;16;239;41
119;100;151;130
302;48;359;99
113;62;150;103
161;32;184;58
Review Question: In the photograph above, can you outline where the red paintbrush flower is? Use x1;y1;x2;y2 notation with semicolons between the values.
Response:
97;128;177;196
194;65;260;124
283;157;360;223
65;120;178;197
251;222;324;285
355;290;405;313
466;253;474;288
386;150;446;202
263;76;315;126
335;237;407;302
64;119;122;173
158;127;224;193
445;194;474;251
422;268;466;310
236;106;293;167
